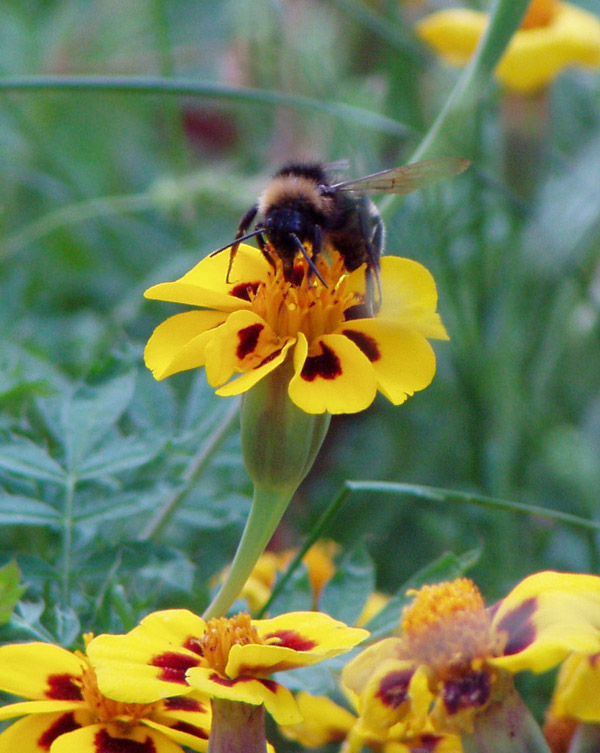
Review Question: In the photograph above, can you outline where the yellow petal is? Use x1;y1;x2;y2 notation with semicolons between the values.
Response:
378;257;449;340
215;338;294;397
185;668;303;724
88;610;207;703
342;637;402;696
0;643;84;700
497;3;600;92
144;244;270;312
50;722;183;753
490;571;600;674
550;652;600;722
0;700;85;722
142;717;209;752
417;9;486;66
0;709;92;753
144;311;226;380
288;332;377;414
339;319;437;405
280;692;356;746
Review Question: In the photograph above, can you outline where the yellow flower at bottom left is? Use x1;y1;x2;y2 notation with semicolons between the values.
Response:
0;639;211;753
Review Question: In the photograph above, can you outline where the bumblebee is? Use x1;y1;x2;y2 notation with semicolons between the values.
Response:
212;158;469;310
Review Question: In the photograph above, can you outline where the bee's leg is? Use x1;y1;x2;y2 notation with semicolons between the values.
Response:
290;233;328;287
255;223;275;270
210;204;259;283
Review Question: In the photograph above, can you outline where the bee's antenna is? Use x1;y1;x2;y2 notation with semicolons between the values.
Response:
210;229;264;258
290;234;328;288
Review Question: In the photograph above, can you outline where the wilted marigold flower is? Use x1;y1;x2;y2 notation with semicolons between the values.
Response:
87;608;368;726
417;0;600;93
144;245;448;415
0;637;211;753
343;572;600;739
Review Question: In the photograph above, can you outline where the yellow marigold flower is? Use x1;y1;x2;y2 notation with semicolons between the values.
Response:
281;691;463;752
342;572;600;738
144;245;448;415
547;651;600;723
417;0;600;93
87;609;368;726
0;638;211;753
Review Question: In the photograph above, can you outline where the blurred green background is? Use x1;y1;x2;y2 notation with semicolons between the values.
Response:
0;0;599;649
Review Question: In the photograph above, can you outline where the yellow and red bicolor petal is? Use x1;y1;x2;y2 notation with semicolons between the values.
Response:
88;610;208;703
377;257;449;341
342;637;402;696
144;244;271;313
0;708;93;753
0;700;85;721
202;308;290;388
281;692;356;747
144;310;227;380
550;652;600;721
490;571;600;674
354;660;431;737
288;332;377;414
185;668;302;725
339;319;437;405
153;695;211;751
0;643;84;701
50;722;183;753
142;717;209;753
216;338;295;397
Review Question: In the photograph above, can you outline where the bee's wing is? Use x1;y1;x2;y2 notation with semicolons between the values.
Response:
330;157;470;194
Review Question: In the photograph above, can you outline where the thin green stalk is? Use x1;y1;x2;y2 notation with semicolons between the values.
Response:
139;399;240;542
203;483;295;619
257;484;352;618
344;481;600;534
0;75;411;138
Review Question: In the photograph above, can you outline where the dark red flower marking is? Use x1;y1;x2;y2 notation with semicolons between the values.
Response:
258;346;283;368
376;668;413;709
163;696;206;713
419;734;446;751
207;673;278;694
263;630;317;652
237;323;264;360
169;721;209;740
231;281;261;301
342;329;381;362
442;670;491;714
301;342;342;381
495;597;537;656
150;652;200;684
94;729;156;753
45;673;83;700
38;712;81;749
183;636;204;656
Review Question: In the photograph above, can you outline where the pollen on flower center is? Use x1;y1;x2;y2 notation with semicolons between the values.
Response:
400;579;500;678
199;613;263;676
248;252;362;344
80;656;156;727
520;0;558;29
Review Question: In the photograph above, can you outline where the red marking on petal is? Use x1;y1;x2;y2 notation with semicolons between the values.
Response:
301;342;342;381
183;636;204;656
342;329;381;362
258;678;279;694
376;668;413;709
231;282;261;301
150;652;200;684
442;671;491;715
38;712;81;750
258;346;283;368
237;323;264;360
163;696;206;713
94;728;156;753
496;597;537;656
263;630;317;652
170;721;209;740
45;673;83;700
419;734;446;751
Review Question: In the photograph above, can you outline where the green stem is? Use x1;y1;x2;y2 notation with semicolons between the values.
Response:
208;699;266;753
61;474;76;608
569;723;600;753
203;483;295;619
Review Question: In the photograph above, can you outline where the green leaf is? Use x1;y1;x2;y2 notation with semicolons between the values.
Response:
0;561;26;625
76;435;163;480
0;437;66;483
363;549;480;640
0;495;60;527
319;543;375;626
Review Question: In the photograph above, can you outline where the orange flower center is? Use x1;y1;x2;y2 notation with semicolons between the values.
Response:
247;252;363;347
400;579;500;679
80;657;157;729
521;0;558;30
199;613;263;676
